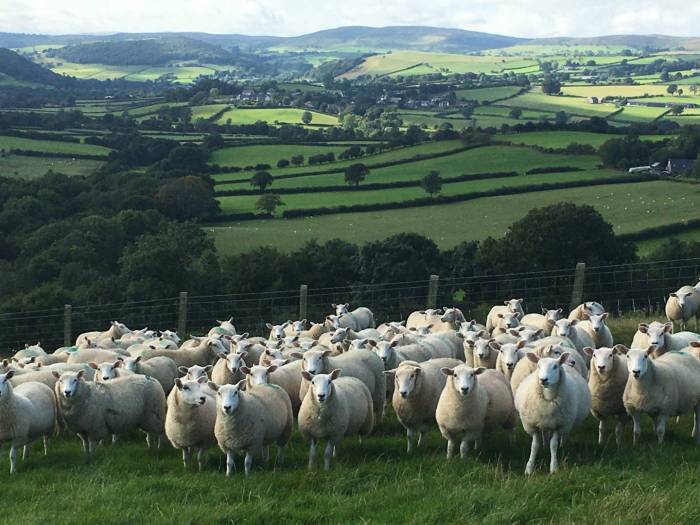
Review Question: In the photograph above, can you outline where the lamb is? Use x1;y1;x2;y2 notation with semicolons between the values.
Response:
436;365;515;459
298;369;374;470
141;337;222;368
211;352;247;386
384;358;461;453
66;347;128;365
520;308;562;335
0;372;57;473
210;380;292;476
632;322;700;357
486;299;525;333
666;286;700;331
54;371;166;458
294;348;386;418
121;356;179;394
406;308;457;332
242;361;304;416
552;318;595;357
329;303;375;331
568;302;605;321
469;339;501;369
165;376;217;471
514;352;591;474
495;341;529;381
623;346;700;445
578;312;614;348
583;345;629;446
208;318;237;337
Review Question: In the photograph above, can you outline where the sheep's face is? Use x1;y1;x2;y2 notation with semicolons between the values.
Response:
374;341;396;366
226;352;246;374
0;372;14;397
175;378;207;406
160;330;181;345
459;320;479;333
638;322;671;348
541;344;566;359
460;330;486;345
498;312;520;329
440;308;462;323
671;291;694;309
544;309;562;323
443;365;484;396
112;322;130;335
123;357;140;373
473;339;492;361
499;343;522;370
587;313;609;333
394;367;421;398
535;356;567;387
333;303;350;316
584;302;605;315
247;365;276;386
413;325;432;337
626;347;654;379
215;319;236;335
514;328;541;343
349;339;369;351
554;319;576;337
325;315;341;330
184;365;213;381
217;383;242;414
301;350;330;376
504;299;523;313
266;323;288;341
270;358;288;367
97;361;121;381
590;347;615;376
207;338;228;356
292;320;306;335
330;328;349;344
56;371;85;399
309;370;339;403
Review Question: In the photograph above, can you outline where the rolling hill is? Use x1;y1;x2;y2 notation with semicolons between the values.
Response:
0;47;75;87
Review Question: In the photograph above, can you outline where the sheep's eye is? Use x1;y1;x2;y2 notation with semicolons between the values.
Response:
183;386;189;391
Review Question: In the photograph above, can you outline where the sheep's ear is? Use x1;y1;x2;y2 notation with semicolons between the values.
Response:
196;376;207;384
583;347;594;358
149;345;156;350
638;324;648;334
670;293;677;298
77;370;85;380
238;350;248;359
689;342;700;348
556;308;562;315
558;352;570;365
497;313;504;319
476;330;486;338
178;366;188;375
216;352;227;360
541;307;548;314
601;313;609;320
516;340;527;349
2;359;8;367
5;370;15;380
503;301;509;306
208;381;219;392
175;378;183;390
646;346;657;356
51;371;61;379
266;365;278;374
440;367;455;376
390;340;400;348
474;367;486;375
114;360;123;368
508;329;520;337
526;352;539;364
329;368;341;381
134;356;142;363
265;323;273;330
301;371;314;381
321;350;332;357
240;366;251;376
289;352;303;359
581;312;590;321
235;379;247;391
383;369;396;376
489;342;501;351
663;323;673;333
204;365;213;373
613;344;629;354
88;362;98;370
455;332;464;339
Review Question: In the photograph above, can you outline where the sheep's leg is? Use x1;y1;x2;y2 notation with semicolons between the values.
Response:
694;405;700;443
655;415;667;445
9;446;17;474
509;428;516;446
598;418;606;445
111;434;118;445
87;439;97;459
244;452;253;476
276;444;285;467
446;439;456;460
473;438;481;451
78;434;88;455
323;441;334;471
418;427;427;447
615;418;625;447
525;433;541;475
549;431;560;473
631;412;641;445
226;451;236;476
263;446;270;465
406;428;414;454
308;439;317;470
460;438;470;460
197;448;206;472
22;445;29;461
182;447;192;469
43;436;49;456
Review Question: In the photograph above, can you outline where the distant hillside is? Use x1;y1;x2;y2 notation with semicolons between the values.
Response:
0;47;73;87
277;26;524;53
46;36;238;65
531;34;700;51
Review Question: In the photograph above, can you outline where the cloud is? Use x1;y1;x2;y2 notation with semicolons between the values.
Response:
0;0;698;38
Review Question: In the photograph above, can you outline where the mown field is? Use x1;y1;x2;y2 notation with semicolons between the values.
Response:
0;135;111;156
4;317;700;524
215;108;338;126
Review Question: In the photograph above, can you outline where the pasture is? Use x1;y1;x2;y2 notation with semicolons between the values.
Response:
456;86;522;103
501;91;619;118
211;144;354;167
215;108;338;126
504;131;669;149
0;154;104;179
0;135;111;156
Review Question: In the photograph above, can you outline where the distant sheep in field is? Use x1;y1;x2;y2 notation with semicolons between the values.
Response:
666;285;700;331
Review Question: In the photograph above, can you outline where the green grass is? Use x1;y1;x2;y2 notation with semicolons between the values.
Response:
396;112;473;129
0;136;111;156
215;108;338;127
211;144;353;168
190;104;230;120
0;154;104;179
503;131;670;149
610;106;670;123
636;228;700;256
561;84;671;98
456;86;522;102
501;91;620;118
211;180;700;255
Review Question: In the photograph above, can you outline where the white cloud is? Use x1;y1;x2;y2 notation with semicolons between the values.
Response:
0;0;698;38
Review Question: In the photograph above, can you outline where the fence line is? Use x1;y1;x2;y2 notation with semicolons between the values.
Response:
1;258;699;356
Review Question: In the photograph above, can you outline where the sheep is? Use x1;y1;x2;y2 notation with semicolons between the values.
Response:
294;348;386;418
210;380;292;476
490;312;522;337
578;312;614;348
666;286;700;331
298;322;328;340
141;337;222;368
436;365;516;459
121;356;179;395
552;318;595;357
623;346;700;445
139;336;178;352
469;339;500;370
66;347;128;365
267;322;291;341
495;341;528;380
406;309;447;332
371;340;430;371
384;358;461;453
54;371;166;458
438;308;468;331
76;321;130;347
92;360;135;382
632;322;700;357
231;336;266;366
520;308;562;335
13;343;46;361
208;318;237;337
510;341;584;395
211;352;247;386
281;319;308;337
568;302;605;321
514;352;591;474
486;299;525;332
583;345;629;446
242;361;304;416
456;319;487;334
165;376;217;471
329;304;375;331
9;366;95;390
298;369;374;470
0;372;57;473
377;321;408;340
116;328;156;349
320;327;382;353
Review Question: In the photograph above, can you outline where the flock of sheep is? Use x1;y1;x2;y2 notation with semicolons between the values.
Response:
1;280;700;476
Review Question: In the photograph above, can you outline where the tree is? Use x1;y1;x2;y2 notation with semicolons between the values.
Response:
255;194;283;215
542;77;562;95
358;233;442;284
667;84;678;96
155;176;219;221
599;137;650;169
276;159;290;168
344;163;369;187
509;108;523;119
203;132;224;150
250;171;273;192
671;105;684;115
690;85;699;96
291;154;304;166
301;111;313;125
678;88;684;97
420;170;442;197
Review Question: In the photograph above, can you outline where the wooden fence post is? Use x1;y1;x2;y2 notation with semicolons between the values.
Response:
427;275;439;309
570;263;586;311
178;292;188;340
63;304;72;347
299;284;308;320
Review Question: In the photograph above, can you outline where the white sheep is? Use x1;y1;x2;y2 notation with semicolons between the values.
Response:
436;365;515;459
210;380;293;476
490;312;522;337
0;372;57;473
329;304;375;331
66;347;128;365
298;369;374;470
54;371;166;458
142;337;223;368
12;343;46;361
76;321;130;347
384;358;462;453
208;318;237;337
552;318;595;356
520;308;562;335
623;346;700;445
266;322;291;341
121;356;179;394
212;352;247;386
666;286;700;331
583;345;629;446
514;352;591;474
510;340;584;396
406;308;462;332
632;322;700;357
371;340;430;371
494;341;528;380
242;362;304;416
456;319;487;334
92;360;135;382
568;302;605;321
486;299;525;332
578;312;614;348
165;376;217;471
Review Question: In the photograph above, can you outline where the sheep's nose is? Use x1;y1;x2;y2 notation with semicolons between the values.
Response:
64;390;72;397
223;405;232;413
400;391;408;399
540;378;549;386
632;370;641;378
460;387;469;395
317;394;326;402
381;357;387;362
597;365;606;372
507;363;515;370
199;397;206;405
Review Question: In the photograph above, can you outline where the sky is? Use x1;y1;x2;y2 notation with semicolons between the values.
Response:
1;0;699;38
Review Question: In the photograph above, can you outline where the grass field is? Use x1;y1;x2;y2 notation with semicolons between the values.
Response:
560;84;671;98
636;228;700;255
5;317;700;524
211;180;700;255
0;135;111;156
501;91;619;118
0;154;104;179
456;86;522;102
211;144;353;167
190;104;230;120
504;131;669;149
609;106;670;123
215;108;338;126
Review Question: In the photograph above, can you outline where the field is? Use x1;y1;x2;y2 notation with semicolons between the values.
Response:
504;131;668;149
0;135;111;156
560;84;671;98
211;180;700;255
501;91;619;118
636;228;700;255
456;86;522;103
211;144;355;167
0;154;104;179
215;108;338;126
5;318;700;524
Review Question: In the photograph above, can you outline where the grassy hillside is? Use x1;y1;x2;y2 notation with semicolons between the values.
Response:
0;135;111;156
215;108;337;127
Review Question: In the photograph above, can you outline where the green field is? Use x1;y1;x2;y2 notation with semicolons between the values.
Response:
561;84;671;98
504;131;669;149
211;180;699;255
216;108;338;126
211;144;353;168
456;86;522;103
609;105;670;123
501;91;619;118
190;104;230;120
0;154;104;179
636;228;700;255
0;135;111;156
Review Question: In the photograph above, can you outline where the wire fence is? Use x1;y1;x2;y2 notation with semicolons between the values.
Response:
1;258;698;356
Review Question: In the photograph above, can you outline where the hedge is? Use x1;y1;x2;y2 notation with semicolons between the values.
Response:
7;149;108;161
0;130;81;143
618;219;700;242
525;166;583;175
